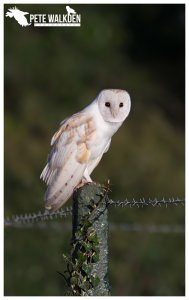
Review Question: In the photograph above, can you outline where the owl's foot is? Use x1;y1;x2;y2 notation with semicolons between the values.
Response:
75;178;92;190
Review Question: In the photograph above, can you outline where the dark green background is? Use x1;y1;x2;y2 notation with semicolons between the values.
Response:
4;4;185;296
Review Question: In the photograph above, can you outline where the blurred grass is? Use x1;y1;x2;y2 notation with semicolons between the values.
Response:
4;4;185;296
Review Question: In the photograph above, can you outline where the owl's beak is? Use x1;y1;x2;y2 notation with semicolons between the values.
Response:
111;109;118;118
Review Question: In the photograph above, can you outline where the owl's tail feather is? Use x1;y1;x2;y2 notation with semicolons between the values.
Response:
44;162;86;211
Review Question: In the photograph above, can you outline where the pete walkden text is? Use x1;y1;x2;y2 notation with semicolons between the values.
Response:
30;14;81;24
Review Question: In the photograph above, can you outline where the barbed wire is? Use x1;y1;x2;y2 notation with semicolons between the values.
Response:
4;206;73;227
108;197;185;208
4;197;184;228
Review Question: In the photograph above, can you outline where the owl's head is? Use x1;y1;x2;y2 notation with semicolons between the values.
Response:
97;89;131;123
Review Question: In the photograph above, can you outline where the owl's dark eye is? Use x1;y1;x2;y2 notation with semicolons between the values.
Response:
105;102;111;107
119;102;124;107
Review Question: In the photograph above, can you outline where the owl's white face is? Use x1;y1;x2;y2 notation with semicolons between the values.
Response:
97;89;131;123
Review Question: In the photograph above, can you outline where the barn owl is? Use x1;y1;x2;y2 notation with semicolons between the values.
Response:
40;89;131;211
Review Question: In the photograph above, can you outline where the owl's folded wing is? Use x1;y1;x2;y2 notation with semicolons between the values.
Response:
40;112;96;210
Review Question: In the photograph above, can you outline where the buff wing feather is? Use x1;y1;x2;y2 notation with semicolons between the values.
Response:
40;112;96;211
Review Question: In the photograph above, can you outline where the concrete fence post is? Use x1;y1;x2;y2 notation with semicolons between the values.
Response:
69;182;110;296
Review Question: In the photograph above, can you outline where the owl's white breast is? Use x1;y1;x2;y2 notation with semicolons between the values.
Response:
83;101;122;160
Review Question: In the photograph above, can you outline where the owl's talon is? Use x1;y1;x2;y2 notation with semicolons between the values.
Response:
75;179;89;190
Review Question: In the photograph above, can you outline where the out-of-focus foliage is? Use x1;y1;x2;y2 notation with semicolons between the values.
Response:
4;4;185;296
